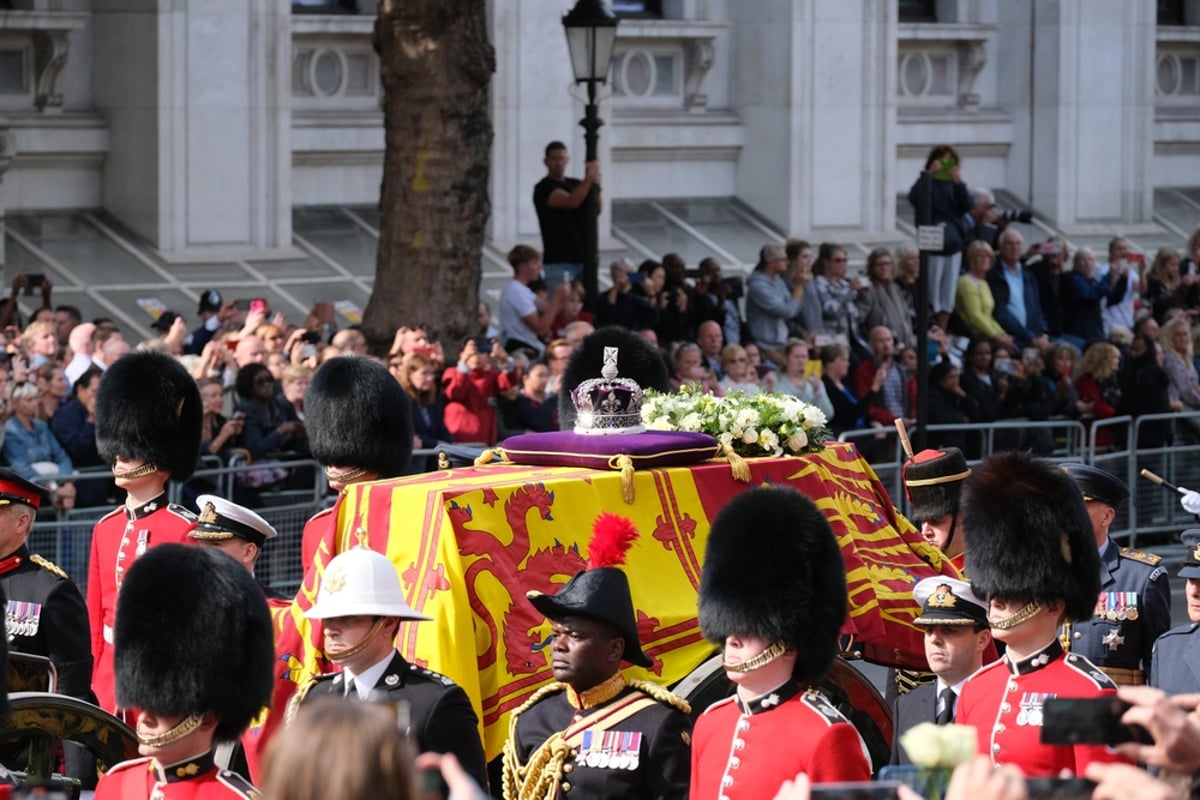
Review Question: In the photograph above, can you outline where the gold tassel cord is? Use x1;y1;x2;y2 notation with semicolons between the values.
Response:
474;448;511;467
501;682;569;800
720;444;751;482
610;455;636;504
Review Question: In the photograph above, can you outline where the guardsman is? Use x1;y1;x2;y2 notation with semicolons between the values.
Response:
955;452;1132;777
188;494;281;600
690;488;870;798
0;469;91;701
1059;463;1171;686
902;447;971;573
503;513;692;800
94;544;272;799
299;356;412;571
289;545;488;789
88;352;201;714
1150;529;1200;694
890;577;993;765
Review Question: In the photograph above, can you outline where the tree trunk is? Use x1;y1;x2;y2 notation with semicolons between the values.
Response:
365;0;495;356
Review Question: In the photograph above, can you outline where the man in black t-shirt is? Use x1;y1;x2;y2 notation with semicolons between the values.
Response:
533;141;601;302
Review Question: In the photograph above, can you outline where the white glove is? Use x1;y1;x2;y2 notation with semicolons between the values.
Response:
1182;490;1200;516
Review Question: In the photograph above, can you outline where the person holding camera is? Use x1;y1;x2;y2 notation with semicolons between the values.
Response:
500;244;569;360
1098;237;1147;338
0;274;54;333
1062;246;1128;350
909;145;974;332
442;337;519;447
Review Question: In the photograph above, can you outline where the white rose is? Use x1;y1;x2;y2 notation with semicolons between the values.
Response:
899;722;945;768
742;428;758;444
679;412;703;432
937;724;977;767
787;430;808;452
803;406;827;428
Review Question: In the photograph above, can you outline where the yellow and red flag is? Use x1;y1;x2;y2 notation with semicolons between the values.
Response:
251;443;957;766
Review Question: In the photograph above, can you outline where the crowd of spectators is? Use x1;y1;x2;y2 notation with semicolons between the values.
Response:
4;165;1198;509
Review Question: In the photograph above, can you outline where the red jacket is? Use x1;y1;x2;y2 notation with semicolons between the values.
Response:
442;364;519;446
95;754;258;799
690;681;870;799
87;497;196;714
957;639;1132;776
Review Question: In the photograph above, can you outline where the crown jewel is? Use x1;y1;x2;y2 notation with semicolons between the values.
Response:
570;347;645;435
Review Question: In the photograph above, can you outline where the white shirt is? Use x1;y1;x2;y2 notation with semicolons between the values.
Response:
341;652;393;700
64;353;95;386
498;279;544;356
1096;262;1138;333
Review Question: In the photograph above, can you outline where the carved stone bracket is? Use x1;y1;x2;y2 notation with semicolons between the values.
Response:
956;39;986;112
683;37;715;110
32;29;70;113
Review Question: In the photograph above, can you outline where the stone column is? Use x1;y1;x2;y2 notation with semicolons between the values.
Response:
1024;0;1157;230
91;0;292;260
731;0;896;238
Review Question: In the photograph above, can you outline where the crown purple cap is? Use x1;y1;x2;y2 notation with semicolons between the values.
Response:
570;347;645;436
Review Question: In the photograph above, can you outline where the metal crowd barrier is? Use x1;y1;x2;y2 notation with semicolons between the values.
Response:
22;410;1200;593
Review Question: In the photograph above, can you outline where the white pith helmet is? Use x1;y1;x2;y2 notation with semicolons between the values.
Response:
305;546;432;621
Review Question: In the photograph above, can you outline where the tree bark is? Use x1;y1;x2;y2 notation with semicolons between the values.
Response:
365;0;495;355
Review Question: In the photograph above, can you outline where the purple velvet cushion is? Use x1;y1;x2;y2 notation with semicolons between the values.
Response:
500;430;720;470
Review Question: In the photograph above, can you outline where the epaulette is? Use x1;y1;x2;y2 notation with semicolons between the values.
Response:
629;679;691;715
1119;546;1162;566
411;663;456;687
216;769;263;799
801;688;850;726
30;553;69;581
1065;653;1117;689
168;503;198;520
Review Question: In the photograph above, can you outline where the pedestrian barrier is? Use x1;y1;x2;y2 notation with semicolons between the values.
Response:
23;411;1200;594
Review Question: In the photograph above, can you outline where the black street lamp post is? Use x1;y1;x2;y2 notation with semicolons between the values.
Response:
562;0;619;312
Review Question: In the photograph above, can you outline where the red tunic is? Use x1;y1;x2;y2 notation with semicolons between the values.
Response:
689;681;871;800
95;753;259;799
299;506;335;576
956;639;1132;776
87;497;196;713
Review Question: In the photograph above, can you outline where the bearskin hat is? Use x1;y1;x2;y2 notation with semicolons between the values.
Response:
903;447;970;523
114;545;274;742
95;352;202;481
963;451;1100;623
558;327;670;431
698;487;847;684
306;356;413;477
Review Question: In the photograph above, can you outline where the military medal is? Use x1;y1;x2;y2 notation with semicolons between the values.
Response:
627;732;642;770
1016;693;1031;726
583;731;600;767
596;731;610;768
136;530;150;557
1126;592;1139;621
1103;629;1125;651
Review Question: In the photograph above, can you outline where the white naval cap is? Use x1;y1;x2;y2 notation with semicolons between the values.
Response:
189;494;278;546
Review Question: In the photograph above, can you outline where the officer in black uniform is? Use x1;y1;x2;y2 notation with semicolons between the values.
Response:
288;545;488;790
1150;529;1200;694
502;514;691;800
0;468;92;701
1060;463;1172;685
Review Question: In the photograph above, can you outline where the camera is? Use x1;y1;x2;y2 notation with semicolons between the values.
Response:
996;208;1033;225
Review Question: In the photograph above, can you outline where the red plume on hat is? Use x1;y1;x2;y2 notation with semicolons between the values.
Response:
587;512;639;569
